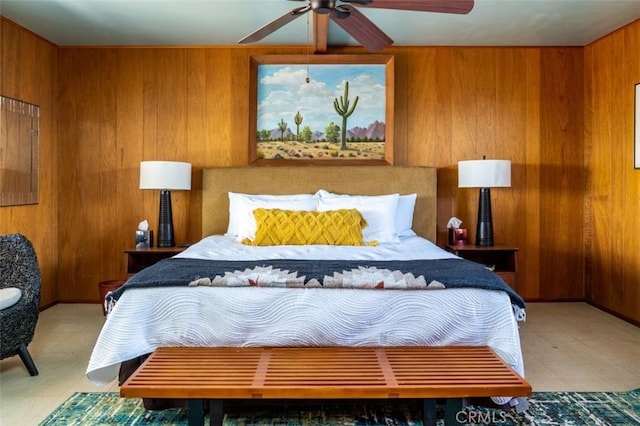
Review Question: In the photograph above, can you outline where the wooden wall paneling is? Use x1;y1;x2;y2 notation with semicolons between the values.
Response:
583;44;594;302
616;24;640;321
97;49;120;290
495;49;528;294
583;38;603;308
185;48;208;242
588;35;614;307
450;48;482;243
156;49;190;247
389;48;408;165
585;21;640;322
406;47;437;166
206;49;239;167
522;49;542;299
539;48;585;299
0;19;18;95
69;49;105;300
609;33;627;307
475;48;498;159
477;48;513;247
230;49;253;166
433;49;456;243
116;49;145;278
155;49;188;161
1;18;59;306
34;37;58;305
56;49;78;302
17;25;36;101
405;47;452;240
140;49;161;253
434;49;454;168
620;23;640;321
51;44;588;304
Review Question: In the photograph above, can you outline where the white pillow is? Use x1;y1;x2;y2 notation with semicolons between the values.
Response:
396;193;417;237
0;287;22;310
226;192;317;242
316;190;416;238
316;193;400;244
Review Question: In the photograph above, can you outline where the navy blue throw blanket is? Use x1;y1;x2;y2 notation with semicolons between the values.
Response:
109;257;525;309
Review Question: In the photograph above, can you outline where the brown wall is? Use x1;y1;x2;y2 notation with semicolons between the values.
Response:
55;45;585;303
0;18;58;306
2;16;638;323
584;21;640;322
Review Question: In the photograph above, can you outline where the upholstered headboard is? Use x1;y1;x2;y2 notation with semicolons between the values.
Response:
202;166;437;242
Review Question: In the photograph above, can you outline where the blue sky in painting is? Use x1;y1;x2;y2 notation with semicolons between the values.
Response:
256;64;386;133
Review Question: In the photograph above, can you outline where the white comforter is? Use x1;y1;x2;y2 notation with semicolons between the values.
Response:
87;236;526;405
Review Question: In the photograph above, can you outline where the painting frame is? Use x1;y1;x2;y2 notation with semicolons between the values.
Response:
248;54;394;166
635;83;640;169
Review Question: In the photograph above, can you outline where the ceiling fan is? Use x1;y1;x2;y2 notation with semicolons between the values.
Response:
238;0;474;52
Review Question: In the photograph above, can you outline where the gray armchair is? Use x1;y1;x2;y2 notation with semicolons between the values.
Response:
0;233;41;376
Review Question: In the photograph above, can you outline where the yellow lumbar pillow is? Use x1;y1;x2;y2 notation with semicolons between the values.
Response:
243;208;376;246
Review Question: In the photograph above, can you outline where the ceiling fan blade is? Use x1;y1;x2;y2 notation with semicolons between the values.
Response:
238;6;310;44
330;5;393;52
350;0;474;14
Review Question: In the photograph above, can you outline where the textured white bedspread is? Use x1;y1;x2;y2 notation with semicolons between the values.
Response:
87;236;525;406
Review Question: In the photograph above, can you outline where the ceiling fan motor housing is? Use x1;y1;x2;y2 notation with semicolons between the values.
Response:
311;0;336;14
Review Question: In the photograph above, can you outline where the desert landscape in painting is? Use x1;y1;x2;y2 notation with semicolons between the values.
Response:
256;140;385;160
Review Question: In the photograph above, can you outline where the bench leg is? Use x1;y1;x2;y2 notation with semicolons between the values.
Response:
423;399;437;426
444;398;464;426
209;399;223;426
187;399;205;426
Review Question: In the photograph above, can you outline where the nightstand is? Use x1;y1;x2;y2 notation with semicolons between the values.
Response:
444;244;518;288
124;247;185;278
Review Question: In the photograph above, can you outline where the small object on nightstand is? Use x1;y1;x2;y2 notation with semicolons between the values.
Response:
135;220;153;248
446;217;463;245
453;228;468;246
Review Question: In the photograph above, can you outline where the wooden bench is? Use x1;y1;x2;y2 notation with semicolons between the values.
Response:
121;346;531;426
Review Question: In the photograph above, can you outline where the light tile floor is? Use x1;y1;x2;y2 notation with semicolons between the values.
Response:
0;302;638;425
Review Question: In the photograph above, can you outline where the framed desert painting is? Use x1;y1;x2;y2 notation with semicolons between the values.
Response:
248;54;394;166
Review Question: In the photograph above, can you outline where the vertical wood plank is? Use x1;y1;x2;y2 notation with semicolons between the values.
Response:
495;49;527;294
522;49;541;299
539;48;585;300
116;49;145;268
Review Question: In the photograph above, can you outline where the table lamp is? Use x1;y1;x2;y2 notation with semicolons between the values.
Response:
139;161;192;247
458;158;511;246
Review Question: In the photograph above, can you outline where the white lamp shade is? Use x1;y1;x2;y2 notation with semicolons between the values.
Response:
139;161;192;190
458;159;511;188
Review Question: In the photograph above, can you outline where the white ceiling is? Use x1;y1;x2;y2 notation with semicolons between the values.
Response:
1;0;640;48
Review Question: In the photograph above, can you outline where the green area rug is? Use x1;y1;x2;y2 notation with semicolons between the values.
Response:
40;389;639;425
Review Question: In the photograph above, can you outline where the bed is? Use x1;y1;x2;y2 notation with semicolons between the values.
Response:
86;166;527;408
